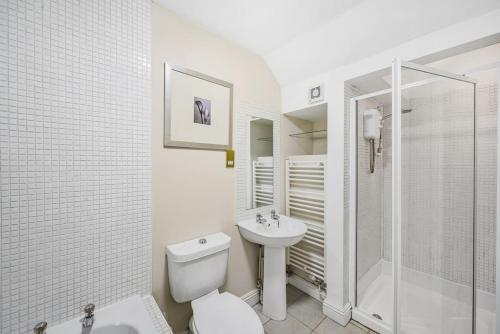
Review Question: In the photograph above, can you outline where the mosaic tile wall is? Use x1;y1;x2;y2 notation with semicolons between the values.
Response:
0;1;152;333
381;83;497;293
347;82;497;295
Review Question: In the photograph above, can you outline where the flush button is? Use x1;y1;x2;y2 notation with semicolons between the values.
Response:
199;238;207;244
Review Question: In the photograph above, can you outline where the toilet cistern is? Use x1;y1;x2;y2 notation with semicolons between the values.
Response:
238;214;307;320
165;233;264;334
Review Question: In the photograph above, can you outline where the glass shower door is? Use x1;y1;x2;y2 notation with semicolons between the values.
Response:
392;60;476;334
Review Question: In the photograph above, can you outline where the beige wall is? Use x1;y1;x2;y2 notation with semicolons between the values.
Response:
151;4;281;332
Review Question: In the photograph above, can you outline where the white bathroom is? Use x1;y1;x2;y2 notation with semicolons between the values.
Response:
1;1;500;334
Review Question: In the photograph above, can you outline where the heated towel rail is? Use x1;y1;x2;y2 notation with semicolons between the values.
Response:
253;157;273;208
286;155;326;286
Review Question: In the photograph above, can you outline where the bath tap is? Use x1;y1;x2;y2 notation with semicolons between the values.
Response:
33;321;47;334
81;303;95;334
256;213;267;224
270;209;280;228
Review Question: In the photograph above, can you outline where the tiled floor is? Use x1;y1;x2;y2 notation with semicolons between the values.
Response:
253;285;378;334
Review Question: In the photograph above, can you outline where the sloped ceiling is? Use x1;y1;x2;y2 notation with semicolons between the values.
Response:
265;0;500;84
155;0;366;55
156;0;500;85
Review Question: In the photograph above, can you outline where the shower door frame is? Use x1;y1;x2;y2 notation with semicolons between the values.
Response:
349;59;478;334
349;83;394;334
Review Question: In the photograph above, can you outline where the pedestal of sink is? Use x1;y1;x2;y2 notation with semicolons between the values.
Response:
262;246;287;320
237;215;307;321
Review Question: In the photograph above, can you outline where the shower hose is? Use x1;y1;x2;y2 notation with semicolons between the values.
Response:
369;139;375;173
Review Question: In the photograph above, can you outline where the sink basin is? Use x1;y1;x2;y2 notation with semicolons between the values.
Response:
92;325;140;334
237;215;307;247
237;214;307;321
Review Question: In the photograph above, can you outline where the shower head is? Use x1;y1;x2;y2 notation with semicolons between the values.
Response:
381;108;413;120
373;108;413;172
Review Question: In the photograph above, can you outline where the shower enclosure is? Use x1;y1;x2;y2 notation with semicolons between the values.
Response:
349;59;495;334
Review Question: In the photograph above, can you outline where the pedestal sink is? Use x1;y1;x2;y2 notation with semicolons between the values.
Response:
237;215;307;320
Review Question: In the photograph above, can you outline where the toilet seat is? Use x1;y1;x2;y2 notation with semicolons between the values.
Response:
191;291;264;334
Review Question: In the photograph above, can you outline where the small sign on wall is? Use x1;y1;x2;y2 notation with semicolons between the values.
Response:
308;84;324;104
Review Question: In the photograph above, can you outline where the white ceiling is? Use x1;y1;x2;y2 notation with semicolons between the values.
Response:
156;0;366;55
348;43;500;106
157;0;500;85
265;0;500;84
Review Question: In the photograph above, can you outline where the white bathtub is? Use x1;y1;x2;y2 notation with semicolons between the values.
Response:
49;295;161;334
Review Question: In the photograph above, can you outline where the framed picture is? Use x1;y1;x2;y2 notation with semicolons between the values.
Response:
164;63;233;150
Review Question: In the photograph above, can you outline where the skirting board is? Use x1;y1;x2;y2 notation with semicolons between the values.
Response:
241;288;260;307
323;300;352;326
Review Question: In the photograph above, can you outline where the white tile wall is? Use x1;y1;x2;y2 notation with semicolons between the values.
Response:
382;106;392;262
0;1;152;333
399;86;476;289
475;83;497;293
355;99;383;280
347;82;497;297
143;295;173;334
380;83;497;293
344;83;385;294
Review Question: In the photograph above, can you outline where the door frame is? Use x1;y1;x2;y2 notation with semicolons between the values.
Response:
496;67;500;334
393;59;477;334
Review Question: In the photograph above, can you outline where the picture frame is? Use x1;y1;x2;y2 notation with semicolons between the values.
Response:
164;63;234;150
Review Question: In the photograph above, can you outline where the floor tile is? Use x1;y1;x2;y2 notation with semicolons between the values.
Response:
314;318;369;334
286;284;304;305
287;294;325;329
253;303;270;324
264;315;312;334
350;320;371;332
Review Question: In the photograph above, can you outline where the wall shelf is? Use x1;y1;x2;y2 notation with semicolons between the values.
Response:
289;129;327;139
256;136;273;142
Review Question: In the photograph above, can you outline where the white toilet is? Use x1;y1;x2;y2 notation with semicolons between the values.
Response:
166;232;264;334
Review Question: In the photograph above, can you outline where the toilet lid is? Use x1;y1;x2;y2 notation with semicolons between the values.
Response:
192;292;263;334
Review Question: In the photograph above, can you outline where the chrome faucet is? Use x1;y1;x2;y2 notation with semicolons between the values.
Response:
256;213;267;224
270;209;280;228
33;321;47;334
81;303;95;334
